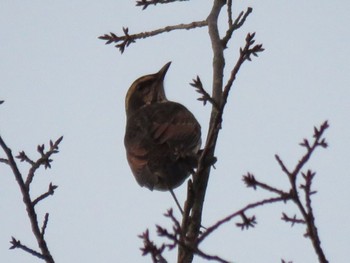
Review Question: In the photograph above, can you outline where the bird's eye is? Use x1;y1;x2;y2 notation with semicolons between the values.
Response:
136;84;144;90
137;81;152;92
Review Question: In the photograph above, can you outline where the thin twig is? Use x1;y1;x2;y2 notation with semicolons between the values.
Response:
99;20;207;53
227;0;233;26
198;196;289;243
136;0;189;10
222;7;253;48
32;183;58;206
157;210;231;263
221;32;263;112
10;237;45;260
242;172;289;196
139;230;167;263
281;213;306;226
276;121;329;263
0;135;59;263
193;247;231;263
0;157;9;164
290;121;329;181
275;154;292;179
25;136;63;188
16;151;35;165
41;213;50;238
190;76;220;110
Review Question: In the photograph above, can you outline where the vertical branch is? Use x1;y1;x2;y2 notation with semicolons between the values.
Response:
227;0;233;26
178;0;226;262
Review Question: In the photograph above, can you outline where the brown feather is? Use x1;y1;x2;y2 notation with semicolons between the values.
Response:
124;62;201;191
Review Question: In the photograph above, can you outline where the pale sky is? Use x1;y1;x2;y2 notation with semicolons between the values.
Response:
1;1;349;262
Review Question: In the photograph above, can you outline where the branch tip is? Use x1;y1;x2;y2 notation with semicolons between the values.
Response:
190;76;219;109
136;0;189;10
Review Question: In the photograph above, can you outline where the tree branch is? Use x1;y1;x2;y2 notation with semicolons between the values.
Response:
99;21;207;53
274;121;329;263
24;137;63;188
190;76;220;110
226;0;233;26
221;32;263;111
136;0;189;10
139;230;167;263
242;172;289;196
198;196;289;243
0;135;62;263
41;213;50;238
32;183;58;207
222;7;253;48
10;237;45;260
178;1;227;262
151;209;232;263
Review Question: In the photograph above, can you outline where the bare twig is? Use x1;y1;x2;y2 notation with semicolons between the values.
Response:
10;237;45;260
226;0;233;26
198;196;289;243
235;213;257;230
99;21;207;53
0;157;9;164
190;76;220;110
41;213;50;238
25;136;63;188
136;0;189;10
274;121;329;263
222;7;253;48
32;183;58;206
221;32;263;111
16;151;35;165
290;121;329;182
281;213;306;226
242;172;289;196
193;248;230;263
154;209;231;263
275;154;292;178
139;230;167;263
0;135;62;263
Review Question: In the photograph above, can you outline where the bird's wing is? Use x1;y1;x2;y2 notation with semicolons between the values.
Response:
124;131;161;190
124;102;201;190
150;102;201;151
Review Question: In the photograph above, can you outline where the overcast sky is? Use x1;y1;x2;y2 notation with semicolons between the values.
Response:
1;1;349;262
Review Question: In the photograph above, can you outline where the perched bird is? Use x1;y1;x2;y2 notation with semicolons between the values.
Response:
124;62;201;191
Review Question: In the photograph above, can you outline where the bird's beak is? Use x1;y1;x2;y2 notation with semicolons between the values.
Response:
157;61;171;81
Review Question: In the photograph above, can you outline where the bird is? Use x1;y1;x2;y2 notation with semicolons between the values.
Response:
124;62;202;192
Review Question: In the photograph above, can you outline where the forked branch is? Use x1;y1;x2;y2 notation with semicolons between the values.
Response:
0;136;63;263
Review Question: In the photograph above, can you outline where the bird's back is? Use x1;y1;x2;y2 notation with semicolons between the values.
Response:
124;101;201;190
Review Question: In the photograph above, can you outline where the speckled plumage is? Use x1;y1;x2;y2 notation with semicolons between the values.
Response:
124;62;201;191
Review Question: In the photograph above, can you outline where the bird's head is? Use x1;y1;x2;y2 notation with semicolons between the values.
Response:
125;62;171;117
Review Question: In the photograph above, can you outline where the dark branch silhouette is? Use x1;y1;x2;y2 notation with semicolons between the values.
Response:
0;135;63;263
190;76;220;110
99;21;207;53
241;121;329;263
222;7;253;48
136;0;189;10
